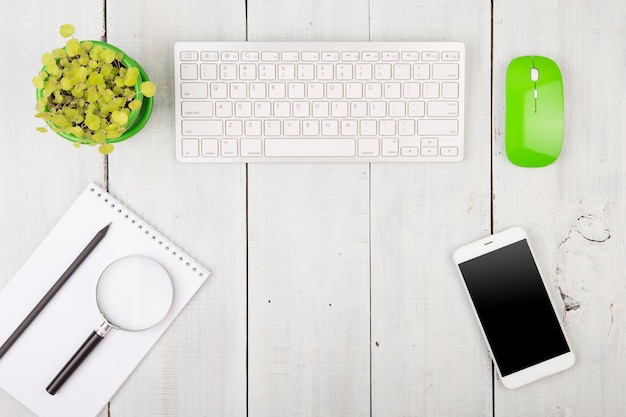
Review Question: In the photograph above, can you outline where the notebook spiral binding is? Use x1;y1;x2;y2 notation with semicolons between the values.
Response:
88;184;208;279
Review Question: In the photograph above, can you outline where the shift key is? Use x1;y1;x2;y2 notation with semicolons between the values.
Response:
182;120;223;136
417;120;458;135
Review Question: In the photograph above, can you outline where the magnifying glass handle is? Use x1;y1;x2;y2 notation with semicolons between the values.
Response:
46;326;108;395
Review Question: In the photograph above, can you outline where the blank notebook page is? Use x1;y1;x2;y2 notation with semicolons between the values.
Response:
0;183;210;417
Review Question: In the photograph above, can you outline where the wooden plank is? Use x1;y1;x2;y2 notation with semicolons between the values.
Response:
0;2;106;416
369;1;493;416
493;0;626;415
104;1;247;416
246;1;371;416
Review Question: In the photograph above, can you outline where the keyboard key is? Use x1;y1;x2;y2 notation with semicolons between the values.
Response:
398;119;415;135
235;101;252;117
393;64;411;80
422;82;440;99
181;138;199;157
442;82;459;99
401;147;418;156
268;82;286;99
401;51;420;61
241;51;259;61
316;64;334;80
413;64;430;80
421;51;439;61
346;83;363;99
284;120;300;135
382;51;399;61
200;51;218;61
403;83;420;98
282;51;299;61
230;82;246;99
249;83;266;99
259;64;276;80
322;52;340;61
220;138;238;156
220;63;237;80
427;101;459;117
417;120;458;135
239;64;256;80
297;64;315;80
365;82;382;99
254;102;271;117
201;139;218;156
221;51;239;61
209;82;227;98
265;139;355;157
182;120;223;136
380;120;396;136
180;63;198;80
301;51;320;61
321;120;339;136
441;146;459;156
302;120;319;135
408;101;425;117
274;101;291;117
341;120;357;136
181;82;208;99
342;51;359;61
180;51;198;61
200;64;218;80
362;52;379;61
278;64;295;80
245;120;262;136
442;51;460;61
181;101;212;118
312;102;329;117
241;139;262;156
355;64;372;80
288;83;305;99
382;138;399;156
374;64;392;80
433;63;459;80
358;138;380;156
261;51;279;61
336;64;353;80
389;101;406;117
226;120;243;136
264;120;281;136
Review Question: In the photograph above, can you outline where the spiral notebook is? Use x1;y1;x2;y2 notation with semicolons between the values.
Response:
0;183;210;417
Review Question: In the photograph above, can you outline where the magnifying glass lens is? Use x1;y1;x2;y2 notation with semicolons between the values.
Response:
97;256;173;331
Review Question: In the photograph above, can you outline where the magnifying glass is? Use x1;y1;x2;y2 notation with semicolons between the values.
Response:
46;255;174;395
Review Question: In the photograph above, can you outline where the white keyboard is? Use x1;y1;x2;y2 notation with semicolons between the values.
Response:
175;42;465;163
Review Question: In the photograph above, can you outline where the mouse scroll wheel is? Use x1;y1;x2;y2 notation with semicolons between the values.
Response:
530;68;539;82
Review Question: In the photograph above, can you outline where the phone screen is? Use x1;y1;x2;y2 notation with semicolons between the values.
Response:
457;239;570;376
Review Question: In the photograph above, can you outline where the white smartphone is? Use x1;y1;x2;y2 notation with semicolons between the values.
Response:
453;227;575;389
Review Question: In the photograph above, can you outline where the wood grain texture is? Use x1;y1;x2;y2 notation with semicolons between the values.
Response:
105;1;248;416
493;0;626;415
369;1;493;416
246;1;371;416
0;1;106;416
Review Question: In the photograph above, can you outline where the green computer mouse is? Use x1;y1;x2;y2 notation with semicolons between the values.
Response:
505;56;564;167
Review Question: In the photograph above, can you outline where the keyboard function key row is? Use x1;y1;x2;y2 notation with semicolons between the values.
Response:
180;50;461;63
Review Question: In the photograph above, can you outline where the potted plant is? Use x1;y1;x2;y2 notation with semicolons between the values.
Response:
33;24;156;154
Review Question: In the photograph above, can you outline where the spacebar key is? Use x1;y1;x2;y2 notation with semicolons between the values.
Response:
265;139;356;157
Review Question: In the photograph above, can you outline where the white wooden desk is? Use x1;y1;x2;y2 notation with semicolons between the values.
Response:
1;1;625;416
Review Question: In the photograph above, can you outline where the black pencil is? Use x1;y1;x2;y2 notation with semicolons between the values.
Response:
0;222;111;360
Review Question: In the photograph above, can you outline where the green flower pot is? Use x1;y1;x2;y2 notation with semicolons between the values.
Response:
36;40;154;144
